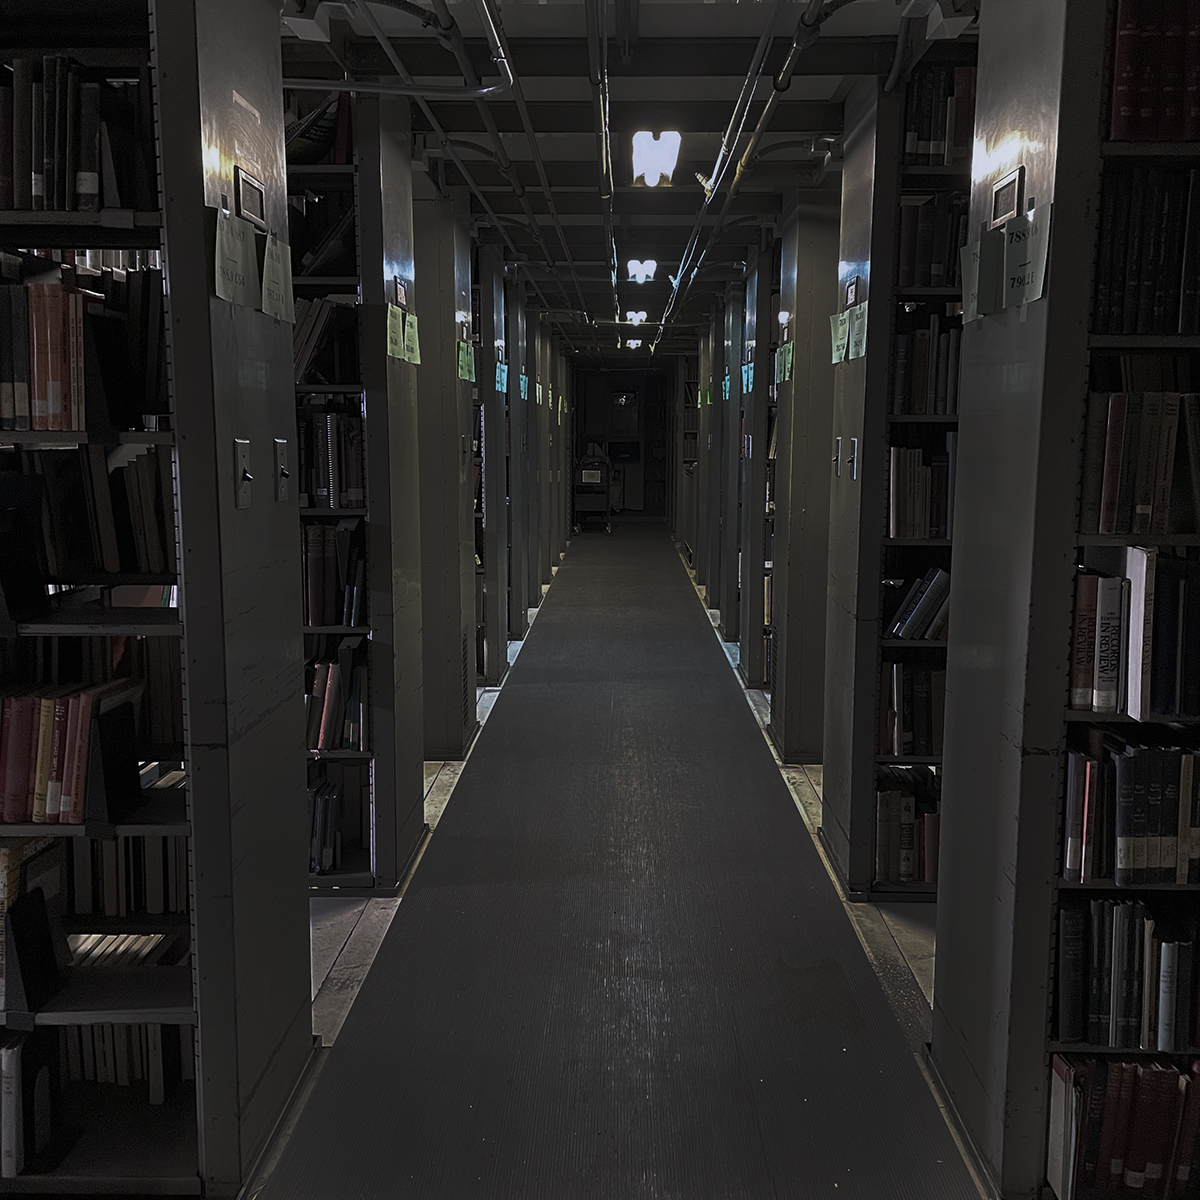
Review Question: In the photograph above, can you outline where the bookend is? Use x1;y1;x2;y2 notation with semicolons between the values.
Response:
3;889;64;1032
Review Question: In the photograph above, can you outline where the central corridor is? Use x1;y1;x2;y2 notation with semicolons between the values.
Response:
261;527;978;1199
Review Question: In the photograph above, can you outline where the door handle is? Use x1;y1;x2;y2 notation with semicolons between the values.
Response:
833;435;841;477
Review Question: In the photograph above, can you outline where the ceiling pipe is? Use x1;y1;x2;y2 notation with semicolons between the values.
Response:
884;14;921;92
585;0;620;335
423;0;562;280
655;0;859;345
648;0;787;349
479;0;595;342
283;0;514;99
339;0;577;349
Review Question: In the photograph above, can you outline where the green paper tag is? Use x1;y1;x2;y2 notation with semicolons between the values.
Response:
260;231;295;322
847;305;868;360
830;312;850;364
404;313;421;364
386;303;405;359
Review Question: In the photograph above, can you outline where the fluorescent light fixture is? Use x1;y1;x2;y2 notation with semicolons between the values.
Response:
626;311;647;325
632;131;681;188
777;310;790;325
626;339;643;349
627;259;656;284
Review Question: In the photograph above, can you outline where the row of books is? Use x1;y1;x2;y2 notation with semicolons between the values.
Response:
304;650;367;753
284;91;353;166
0;59;155;212
878;662;946;759
1057;899;1197;1051
887;445;955;540
138;638;182;749
297;412;364;510
1062;743;1200;888
0;284;87;432
70;835;189;918
892;319;961;415
59;1021;190;1096
1081;393;1200;537
1069;553;1200;720
309;779;344;876
8;445;177;586
1093;170;1200;337
1046;1055;1200;1200
901;65;976;167
896;193;968;290
0;679;141;824
874;792;940;884
293;297;351;384
885;567;952;641
302;520;365;628
1109;0;1200;142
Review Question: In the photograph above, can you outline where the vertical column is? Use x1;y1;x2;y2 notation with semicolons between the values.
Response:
694;328;712;588
719;281;745;641
525;312;543;603
478;246;508;682
415;197;476;759
931;2;1104;1191
739;247;771;685
155;0;311;1184
537;320;552;585
357;94;425;880
820;81;901;876
770;189;841;764
506;277;529;638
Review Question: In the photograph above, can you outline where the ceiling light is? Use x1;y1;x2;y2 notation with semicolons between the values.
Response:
626;311;647;325
626;339;643;349
627;259;656;283
632;131;681;188
778;310;790;325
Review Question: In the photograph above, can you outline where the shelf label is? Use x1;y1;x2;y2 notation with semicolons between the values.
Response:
260;231;295;323
215;210;260;309
387;302;405;359
975;225;1006;316
496;362;508;393
403;313;421;364
456;340;475;382
959;240;981;322
774;342;795;384
536;382;543;405
722;374;730;401
520;373;528;400
1002;203;1052;310
847;303;868;360
829;311;850;364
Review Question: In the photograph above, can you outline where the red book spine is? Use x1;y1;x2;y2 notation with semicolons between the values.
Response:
0;696;33;823
1098;393;1128;535
1110;1062;1140;1186
64;691;94;825
1096;1059;1127;1188
1185;0;1200;139
1110;0;1142;139
1169;1064;1200;1189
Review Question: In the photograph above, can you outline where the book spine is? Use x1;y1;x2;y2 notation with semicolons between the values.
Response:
1071;574;1100;708
1094;576;1124;713
1057;905;1087;1042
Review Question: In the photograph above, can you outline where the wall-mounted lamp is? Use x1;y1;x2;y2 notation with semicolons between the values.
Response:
627;259;657;284
632;131;681;187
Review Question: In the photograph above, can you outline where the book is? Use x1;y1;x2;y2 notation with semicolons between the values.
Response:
1093;576;1125;714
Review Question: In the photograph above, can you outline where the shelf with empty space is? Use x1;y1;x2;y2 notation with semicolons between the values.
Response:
299;507;367;518
0;429;173;448
876;755;942;765
883;538;952;547
901;163;971;175
880;638;948;648
1063;709;1198;724
895;287;962;298
1076;533;1200;546
1101;141;1200;158
305;749;372;761
303;625;370;635
1057;880;1200;892
1089;334;1200;350
31;965;194;1025
16;607;182;637
295;383;364;394
0;1079;199;1193
887;414;959;424
0;209;163;250
287;162;356;175
64;912;190;935
292;275;359;289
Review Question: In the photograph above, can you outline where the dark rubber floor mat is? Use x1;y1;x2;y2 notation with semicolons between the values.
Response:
260;525;976;1200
